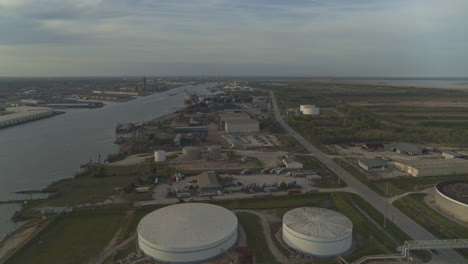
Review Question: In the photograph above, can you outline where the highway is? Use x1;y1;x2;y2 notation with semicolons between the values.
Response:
270;91;466;264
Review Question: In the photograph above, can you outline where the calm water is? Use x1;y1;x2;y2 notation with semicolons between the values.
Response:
0;83;215;236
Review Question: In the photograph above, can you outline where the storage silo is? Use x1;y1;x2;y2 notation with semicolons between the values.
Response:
207;145;222;159
435;180;468;222
282;207;352;257
154;150;166;162
183;146;201;160
137;203;238;264
302;105;320;115
300;104;312;113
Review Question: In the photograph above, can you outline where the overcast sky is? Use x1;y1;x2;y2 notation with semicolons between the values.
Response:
0;0;467;77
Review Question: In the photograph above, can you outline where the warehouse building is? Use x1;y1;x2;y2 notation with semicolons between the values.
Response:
138;203;238;263
358;159;390;171
390;142;423;155
394;159;468;177
282;207;352;257
198;171;223;193
224;118;259;133
283;158;303;169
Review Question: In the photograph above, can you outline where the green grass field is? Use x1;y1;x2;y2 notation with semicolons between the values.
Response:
5;213;125;264
236;212;279;264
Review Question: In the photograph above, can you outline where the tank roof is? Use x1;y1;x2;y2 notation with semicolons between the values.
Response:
283;207;352;238
138;203;237;249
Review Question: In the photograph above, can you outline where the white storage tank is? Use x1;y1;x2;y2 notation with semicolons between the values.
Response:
302;105;320;115
182;146;201;160
282;207;352;257
154;150;166;162
300;104;312;112
137;203;238;263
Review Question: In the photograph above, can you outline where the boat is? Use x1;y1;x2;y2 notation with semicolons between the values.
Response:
114;137;126;144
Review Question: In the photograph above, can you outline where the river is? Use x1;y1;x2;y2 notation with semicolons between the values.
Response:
0;83;215;236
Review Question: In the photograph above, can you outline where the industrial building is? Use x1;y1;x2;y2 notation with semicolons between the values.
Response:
390;142;423;155
282;158;303;169
137;203;238;263
299;104;320;115
434;180;468;222
282;207;353;257
198;171;223;193
219;112;259;133
358;159;390;171
394;159;468;177
0;106;56;128
224;119;259;133
361;143;385;151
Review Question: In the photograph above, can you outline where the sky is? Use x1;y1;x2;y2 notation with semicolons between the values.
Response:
0;0;467;77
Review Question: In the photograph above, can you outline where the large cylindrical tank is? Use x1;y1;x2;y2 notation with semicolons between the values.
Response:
302;105;320;115
207;145;222;159
434;180;468;222
299;104;312;112
154;150;166;162
282;207;352;257
182;146;201;160
138;203;238;264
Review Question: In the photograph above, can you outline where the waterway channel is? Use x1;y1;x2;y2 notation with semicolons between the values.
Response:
0;83;216;236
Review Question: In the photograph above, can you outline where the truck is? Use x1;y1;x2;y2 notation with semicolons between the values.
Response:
240;169;250;175
135;187;150;193
288;189;302;195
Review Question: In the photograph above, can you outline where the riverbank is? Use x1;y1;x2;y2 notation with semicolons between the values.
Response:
0;83;216;237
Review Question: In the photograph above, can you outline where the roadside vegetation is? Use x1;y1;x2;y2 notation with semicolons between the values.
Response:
236;212;278;264
256;81;468;147
394;194;468;259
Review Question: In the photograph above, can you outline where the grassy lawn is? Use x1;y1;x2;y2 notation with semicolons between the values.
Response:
394;194;468;259
5;212;125;264
236;212;278;264
210;192;332;209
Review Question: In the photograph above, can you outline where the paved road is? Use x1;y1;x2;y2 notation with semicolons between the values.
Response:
270;91;466;264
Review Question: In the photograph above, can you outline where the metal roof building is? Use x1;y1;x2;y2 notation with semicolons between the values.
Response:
198;171;223;193
224;118;259;133
282;207;352;257
138;203;238;264
358;159;390;171
394;159;468;177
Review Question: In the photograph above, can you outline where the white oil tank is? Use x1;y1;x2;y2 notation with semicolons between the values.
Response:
282;207;352;257
154;150;166;162
302;105;320;115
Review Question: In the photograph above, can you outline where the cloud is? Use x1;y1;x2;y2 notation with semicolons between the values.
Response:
0;0;467;76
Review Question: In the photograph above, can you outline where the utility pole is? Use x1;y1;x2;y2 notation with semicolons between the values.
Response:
384;183;389;228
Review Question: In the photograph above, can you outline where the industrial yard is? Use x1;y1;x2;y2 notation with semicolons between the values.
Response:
1;80;468;264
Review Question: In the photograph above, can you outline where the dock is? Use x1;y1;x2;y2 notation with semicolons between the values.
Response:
14;189;57;194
